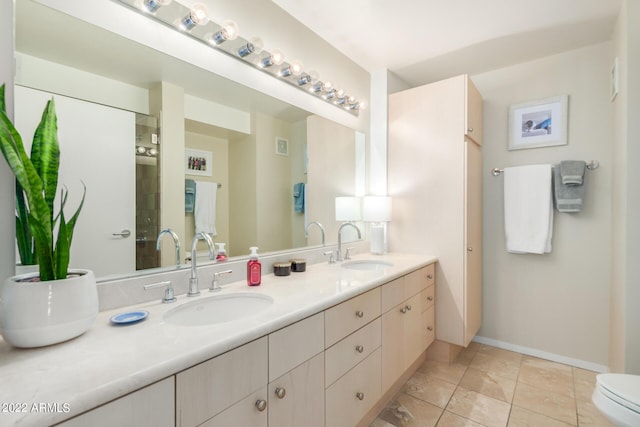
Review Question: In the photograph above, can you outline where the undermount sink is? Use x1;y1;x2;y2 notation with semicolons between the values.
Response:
163;293;274;326
341;260;394;271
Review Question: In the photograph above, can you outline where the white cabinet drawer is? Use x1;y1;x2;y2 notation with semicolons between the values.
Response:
199;387;267;427
268;352;325;427
176;337;268;427
325;348;381;427
421;284;435;312
58;378;174;427
325;287;380;348
269;312;324;382
381;277;403;313
422;305;435;348
325;317;381;387
404;264;435;298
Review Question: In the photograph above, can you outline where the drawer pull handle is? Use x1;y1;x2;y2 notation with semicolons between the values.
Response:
356;345;364;353
255;399;267;412
355;310;364;318
275;387;286;399
427;296;434;302
400;307;407;314
356;392;365;401
427;326;434;331
406;304;412;311
468;127;474;132
427;274;433;279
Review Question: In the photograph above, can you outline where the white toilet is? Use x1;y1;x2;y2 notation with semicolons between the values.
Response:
592;373;640;426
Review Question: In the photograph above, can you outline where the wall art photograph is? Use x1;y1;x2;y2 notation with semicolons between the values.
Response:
185;148;212;176
508;95;568;150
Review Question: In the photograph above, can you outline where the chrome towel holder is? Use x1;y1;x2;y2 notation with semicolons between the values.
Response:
491;160;599;176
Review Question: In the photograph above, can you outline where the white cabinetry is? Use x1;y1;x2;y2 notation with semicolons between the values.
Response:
389;74;482;348
57;378;174;427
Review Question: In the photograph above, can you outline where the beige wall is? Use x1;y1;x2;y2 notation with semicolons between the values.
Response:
185;131;230;255
290;121;308;249
229;127;257;257
472;42;613;368
610;0;640;374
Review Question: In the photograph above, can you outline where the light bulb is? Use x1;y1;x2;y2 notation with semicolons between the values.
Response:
322;81;333;91
211;20;239;44
260;49;285;68
142;0;172;13
181;3;209;31
238;37;264;58
136;146;147;154
280;60;304;77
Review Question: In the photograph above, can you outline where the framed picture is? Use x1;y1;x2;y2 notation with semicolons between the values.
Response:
275;137;289;156
185;148;212;176
508;95;568;151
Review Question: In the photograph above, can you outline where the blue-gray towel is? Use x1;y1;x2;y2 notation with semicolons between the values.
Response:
185;179;196;213
560;160;586;186
293;182;305;213
553;166;584;212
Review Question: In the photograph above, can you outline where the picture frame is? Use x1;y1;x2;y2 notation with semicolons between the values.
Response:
275;137;289;156
185;148;212;176
508;95;568;151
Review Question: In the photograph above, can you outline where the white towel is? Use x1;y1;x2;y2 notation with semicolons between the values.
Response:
504;165;553;254
194;181;218;237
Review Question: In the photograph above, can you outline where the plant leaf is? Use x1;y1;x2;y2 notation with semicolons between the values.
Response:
54;203;70;280
0;84;5;114
27;213;55;281
15;181;37;265
30;98;59;224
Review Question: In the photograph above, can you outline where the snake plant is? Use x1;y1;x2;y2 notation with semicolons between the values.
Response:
0;84;85;281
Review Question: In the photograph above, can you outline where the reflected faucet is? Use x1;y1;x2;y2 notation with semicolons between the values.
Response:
156;228;181;267
188;232;217;297
337;222;361;262
305;221;326;246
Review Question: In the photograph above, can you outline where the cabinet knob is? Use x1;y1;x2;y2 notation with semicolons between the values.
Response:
355;345;364;353
356;392;365;401
400;307;407;314
355;310;364;318
406;305;412;311
427;326;434;331
427;274;433;280
467;247;473;252
275;387;286;399
255;399;267;412
427;296;433;302
468;127;474;132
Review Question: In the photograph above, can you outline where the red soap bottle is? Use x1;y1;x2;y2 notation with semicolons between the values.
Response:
247;246;261;286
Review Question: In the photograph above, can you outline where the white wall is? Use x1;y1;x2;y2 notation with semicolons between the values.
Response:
472;42;613;369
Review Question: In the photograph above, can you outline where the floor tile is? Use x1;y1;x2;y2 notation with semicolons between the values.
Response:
456;342;481;366
446;386;511;427
512;382;577;426
508;405;575;427
518;364;575;398
459;367;517;403
418;359;468;385
576;399;614;426
573;368;598;403
469;352;521;381
521;356;573;377
370;418;396;427
403;370;457;408
477;345;523;364
437;410;486;427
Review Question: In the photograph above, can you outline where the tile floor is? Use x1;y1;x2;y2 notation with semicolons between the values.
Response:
371;343;613;427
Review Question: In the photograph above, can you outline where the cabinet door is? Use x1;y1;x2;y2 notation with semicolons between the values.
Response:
403;293;424;368
464;140;483;345
57;378;174;427
200;387;268;427
381;303;404;391
465;76;483;145
422;306;436;348
268;352;325;427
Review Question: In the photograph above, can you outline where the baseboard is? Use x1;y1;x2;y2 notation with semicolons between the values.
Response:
473;335;609;373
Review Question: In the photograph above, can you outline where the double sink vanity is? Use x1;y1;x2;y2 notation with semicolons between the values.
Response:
0;252;437;427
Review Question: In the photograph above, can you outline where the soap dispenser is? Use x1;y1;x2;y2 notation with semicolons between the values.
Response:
247;246;261;286
216;243;228;261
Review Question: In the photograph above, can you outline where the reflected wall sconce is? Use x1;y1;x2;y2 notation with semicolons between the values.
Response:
362;196;392;254
120;0;364;116
335;196;362;222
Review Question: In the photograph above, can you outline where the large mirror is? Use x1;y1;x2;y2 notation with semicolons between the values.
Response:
14;0;364;281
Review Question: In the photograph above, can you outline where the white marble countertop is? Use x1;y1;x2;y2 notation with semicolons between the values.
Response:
0;252;436;427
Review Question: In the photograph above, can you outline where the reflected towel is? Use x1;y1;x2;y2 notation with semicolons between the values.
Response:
504;165;553;254
560;160;586;185
293;182;305;213
185;179;196;213
554;165;584;212
195;181;218;236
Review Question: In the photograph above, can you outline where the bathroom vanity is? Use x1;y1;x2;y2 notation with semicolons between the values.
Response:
0;253;436;427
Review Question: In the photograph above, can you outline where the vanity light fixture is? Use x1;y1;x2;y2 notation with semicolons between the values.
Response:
237;37;264;58
210;20;239;44
260;49;285;68
142;0;172;13
116;0;362;116
180;3;209;31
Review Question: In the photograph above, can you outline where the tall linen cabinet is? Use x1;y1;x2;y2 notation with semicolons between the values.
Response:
388;74;483;349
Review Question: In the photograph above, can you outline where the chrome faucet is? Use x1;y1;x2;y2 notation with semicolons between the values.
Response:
337;222;361;262
305;221;326;245
188;232;216;297
156;228;181;267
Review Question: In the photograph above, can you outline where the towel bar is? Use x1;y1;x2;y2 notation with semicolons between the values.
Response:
491;160;599;176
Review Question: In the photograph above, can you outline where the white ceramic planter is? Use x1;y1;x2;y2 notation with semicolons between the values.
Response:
0;269;98;348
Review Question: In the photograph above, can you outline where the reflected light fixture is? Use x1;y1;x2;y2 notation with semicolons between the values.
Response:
180;3;209;31
210;20;239;44
335;196;362;222
142;0;172;13
260;49;285;68
280;60;304;77
237;37;264;58
362;196;392;254
297;69;319;86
